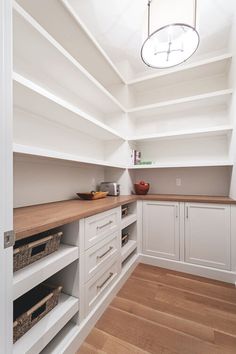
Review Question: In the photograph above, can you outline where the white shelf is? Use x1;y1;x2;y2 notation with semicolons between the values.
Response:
128;90;233;118
127;53;232;85
13;73;125;141
13;244;79;300
13;293;79;354
121;214;137;229
41;321;80;354
121;240;137;263
128;125;233;143
13;2;125;119
13;143;127;169
129;161;234;169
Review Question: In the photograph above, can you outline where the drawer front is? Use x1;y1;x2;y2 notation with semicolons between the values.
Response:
85;258;120;314
85;231;119;282
85;208;119;249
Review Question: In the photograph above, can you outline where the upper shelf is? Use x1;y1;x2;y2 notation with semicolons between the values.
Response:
13;73;125;141
128;125;233;143
127;53;232;86
128;89;233;119
13;143;127;170
13;1;125;121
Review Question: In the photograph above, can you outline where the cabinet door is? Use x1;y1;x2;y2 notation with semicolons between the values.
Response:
143;201;180;260
185;203;230;270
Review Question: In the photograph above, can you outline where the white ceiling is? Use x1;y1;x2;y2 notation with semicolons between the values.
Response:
68;0;236;81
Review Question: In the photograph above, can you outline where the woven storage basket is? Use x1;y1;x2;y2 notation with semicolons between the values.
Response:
13;231;63;272
13;283;62;343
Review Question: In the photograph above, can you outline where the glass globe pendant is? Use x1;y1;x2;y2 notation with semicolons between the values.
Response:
141;0;200;69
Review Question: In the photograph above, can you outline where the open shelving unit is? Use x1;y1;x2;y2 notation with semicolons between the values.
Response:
13;1;125;122
13;293;79;354
13;73;125;141
121;202;138;264
13;244;79;300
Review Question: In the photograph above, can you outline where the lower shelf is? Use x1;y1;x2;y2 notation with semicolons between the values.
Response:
121;240;137;263
13;293;79;354
41;321;80;354
13;244;79;300
121;214;137;229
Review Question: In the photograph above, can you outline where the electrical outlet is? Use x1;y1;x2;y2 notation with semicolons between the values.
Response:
176;178;181;187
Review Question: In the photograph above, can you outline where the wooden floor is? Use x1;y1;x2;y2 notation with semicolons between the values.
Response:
78;264;236;354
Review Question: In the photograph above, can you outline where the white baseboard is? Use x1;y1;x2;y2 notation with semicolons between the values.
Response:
61;254;139;354
139;254;236;284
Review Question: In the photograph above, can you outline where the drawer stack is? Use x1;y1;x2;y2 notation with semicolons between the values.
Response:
83;208;121;314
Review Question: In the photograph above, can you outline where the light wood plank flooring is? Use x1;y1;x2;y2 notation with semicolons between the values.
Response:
78;264;236;354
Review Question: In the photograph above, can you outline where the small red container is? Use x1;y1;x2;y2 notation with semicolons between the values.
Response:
134;181;150;195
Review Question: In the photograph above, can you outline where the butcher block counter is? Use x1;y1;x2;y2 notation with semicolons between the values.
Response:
14;194;236;241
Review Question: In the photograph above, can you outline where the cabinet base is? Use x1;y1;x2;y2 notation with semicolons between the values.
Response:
140;254;236;284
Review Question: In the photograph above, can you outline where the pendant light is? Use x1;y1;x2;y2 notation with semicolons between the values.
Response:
141;0;200;69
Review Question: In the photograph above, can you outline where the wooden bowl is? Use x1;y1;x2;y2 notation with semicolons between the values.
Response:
76;191;108;200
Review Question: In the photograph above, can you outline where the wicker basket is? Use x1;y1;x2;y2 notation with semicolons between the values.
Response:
13;283;62;343
122;232;129;247
13;231;63;272
121;206;129;218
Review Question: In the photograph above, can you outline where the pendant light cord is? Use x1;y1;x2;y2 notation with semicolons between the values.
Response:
194;0;197;29
148;0;152;37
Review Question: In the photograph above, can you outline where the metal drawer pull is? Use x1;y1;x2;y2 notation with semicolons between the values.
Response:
97;272;113;290
97;246;113;260
96;220;113;230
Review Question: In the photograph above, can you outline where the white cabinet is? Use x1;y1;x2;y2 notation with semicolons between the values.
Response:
143;201;180;260
84;207;119;249
185;203;231;270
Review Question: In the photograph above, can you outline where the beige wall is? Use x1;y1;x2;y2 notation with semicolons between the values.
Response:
14;154;105;207
132;166;232;196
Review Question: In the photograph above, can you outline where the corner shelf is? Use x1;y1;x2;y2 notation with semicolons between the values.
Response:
13;293;79;354
127;53;232;85
128;89;233;119
13;1;125;120
13;143;127;169
129;161;234;169
13;73;125;141
13;244;79;300
128;125;233;143
121;240;137;263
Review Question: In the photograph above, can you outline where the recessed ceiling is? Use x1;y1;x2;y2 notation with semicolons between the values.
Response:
68;0;235;81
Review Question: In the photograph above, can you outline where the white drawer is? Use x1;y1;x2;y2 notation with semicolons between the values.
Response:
85;231;119;282
84;208;119;249
85;258;120;314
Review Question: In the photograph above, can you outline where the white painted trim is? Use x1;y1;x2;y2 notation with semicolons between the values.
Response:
139;254;236;284
0;0;13;352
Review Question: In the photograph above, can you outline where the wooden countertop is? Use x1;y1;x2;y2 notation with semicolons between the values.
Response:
14;196;136;240
138;194;236;204
14;194;236;241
